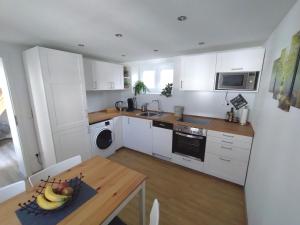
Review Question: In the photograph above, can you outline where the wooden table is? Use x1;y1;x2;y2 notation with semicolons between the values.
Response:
0;156;147;225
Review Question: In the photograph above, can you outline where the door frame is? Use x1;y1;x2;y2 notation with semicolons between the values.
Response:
0;58;27;177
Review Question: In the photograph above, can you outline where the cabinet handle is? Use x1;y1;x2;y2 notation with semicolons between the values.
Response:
223;134;234;138
150;122;152;128
128;117;130;124
180;80;183;89
231;68;244;71
222;140;233;144
219;157;231;162
182;157;191;162
221;146;233;150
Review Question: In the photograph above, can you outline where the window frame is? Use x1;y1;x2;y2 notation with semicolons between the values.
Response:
138;62;174;94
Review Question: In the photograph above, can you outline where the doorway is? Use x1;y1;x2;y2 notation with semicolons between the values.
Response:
0;58;26;187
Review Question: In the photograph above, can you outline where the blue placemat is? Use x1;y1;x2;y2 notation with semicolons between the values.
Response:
16;180;97;225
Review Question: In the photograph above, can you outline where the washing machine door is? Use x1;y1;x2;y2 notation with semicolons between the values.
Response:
96;128;113;150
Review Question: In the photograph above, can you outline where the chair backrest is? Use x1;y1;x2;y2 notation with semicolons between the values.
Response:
149;199;159;225
28;155;82;187
0;180;26;203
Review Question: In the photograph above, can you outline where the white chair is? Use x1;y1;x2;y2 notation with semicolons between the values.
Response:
0;180;26;203
28;155;82;187
149;199;159;225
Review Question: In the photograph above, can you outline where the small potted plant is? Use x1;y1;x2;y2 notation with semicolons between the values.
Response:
161;83;173;97
133;80;149;96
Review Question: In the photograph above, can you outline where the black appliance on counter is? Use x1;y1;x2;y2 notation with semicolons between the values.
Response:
127;98;135;112
172;124;207;161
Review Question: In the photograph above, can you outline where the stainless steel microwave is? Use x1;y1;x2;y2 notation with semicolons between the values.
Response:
215;71;259;91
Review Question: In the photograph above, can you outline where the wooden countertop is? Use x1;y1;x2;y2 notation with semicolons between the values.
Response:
0;156;146;225
88;110;254;137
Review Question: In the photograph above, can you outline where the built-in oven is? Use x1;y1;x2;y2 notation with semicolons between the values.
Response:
172;124;207;161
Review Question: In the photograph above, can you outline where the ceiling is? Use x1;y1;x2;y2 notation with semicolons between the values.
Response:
0;0;297;62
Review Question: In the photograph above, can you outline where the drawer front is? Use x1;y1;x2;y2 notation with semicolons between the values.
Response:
204;153;248;185
208;130;253;144
207;136;252;149
171;153;204;172
206;141;250;162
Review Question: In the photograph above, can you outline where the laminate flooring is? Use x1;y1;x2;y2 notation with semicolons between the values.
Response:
109;148;247;225
0;139;21;188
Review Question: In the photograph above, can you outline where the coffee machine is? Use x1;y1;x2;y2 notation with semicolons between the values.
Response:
127;98;135;112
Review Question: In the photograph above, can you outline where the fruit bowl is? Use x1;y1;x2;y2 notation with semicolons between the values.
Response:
18;173;84;215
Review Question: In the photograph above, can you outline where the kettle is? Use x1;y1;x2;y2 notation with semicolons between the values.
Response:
115;101;124;112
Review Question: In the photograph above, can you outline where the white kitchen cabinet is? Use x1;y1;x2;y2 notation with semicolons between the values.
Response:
179;53;217;91
171;153;204;172
204;130;253;185
23;47;91;167
122;116;152;155
113;116;123;150
83;58;124;90
216;47;265;73
152;121;173;160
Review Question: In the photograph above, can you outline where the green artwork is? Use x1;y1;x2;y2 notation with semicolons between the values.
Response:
269;31;300;111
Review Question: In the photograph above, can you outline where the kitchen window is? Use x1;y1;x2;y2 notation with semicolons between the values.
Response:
138;63;174;94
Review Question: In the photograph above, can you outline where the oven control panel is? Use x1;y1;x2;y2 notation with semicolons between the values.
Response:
174;124;207;136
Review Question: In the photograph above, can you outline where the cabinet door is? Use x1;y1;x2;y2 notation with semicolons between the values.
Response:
83;58;96;90
39;48;91;162
180;53;216;91
152;127;172;159
122;117;152;155
113;116;123;150
122;116;134;149
93;61;113;90
93;61;124;90
111;64;124;89
216;48;265;72
53;125;91;162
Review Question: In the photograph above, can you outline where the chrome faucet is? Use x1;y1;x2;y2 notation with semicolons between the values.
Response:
152;99;162;114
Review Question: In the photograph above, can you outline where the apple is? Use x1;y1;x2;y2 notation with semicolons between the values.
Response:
55;182;69;193
61;187;74;196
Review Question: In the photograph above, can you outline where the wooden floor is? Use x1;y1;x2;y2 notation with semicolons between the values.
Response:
109;148;247;225
0;139;21;188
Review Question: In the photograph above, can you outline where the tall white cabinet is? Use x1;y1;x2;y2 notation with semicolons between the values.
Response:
23;47;91;168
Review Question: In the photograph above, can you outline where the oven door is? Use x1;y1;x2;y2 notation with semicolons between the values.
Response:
172;131;206;161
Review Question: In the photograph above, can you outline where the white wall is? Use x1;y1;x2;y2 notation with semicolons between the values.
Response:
245;1;300;225
121;58;257;120
0;41;42;175
86;91;122;112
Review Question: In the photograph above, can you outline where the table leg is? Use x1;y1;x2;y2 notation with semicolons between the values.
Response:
139;181;146;225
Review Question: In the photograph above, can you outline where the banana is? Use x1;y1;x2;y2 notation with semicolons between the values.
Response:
44;185;70;202
36;194;65;210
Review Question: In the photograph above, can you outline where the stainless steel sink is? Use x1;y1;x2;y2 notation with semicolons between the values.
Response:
137;112;160;117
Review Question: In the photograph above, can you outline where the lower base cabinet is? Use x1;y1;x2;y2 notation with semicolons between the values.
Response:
122;116;152;155
119;116;253;186
171;153;204;172
204;153;248;185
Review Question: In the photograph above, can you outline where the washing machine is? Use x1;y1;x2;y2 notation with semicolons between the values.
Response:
90;120;116;158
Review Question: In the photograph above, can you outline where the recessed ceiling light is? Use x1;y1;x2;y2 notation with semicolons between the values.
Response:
121;54;126;57
177;16;187;21
78;43;85;47
115;33;123;38
198;42;205;45
153;49;159;52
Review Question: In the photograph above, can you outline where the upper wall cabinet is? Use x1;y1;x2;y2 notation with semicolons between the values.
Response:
180;53;217;91
216;47;265;73
83;58;124;91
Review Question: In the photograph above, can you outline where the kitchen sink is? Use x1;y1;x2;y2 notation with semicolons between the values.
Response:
137;112;161;117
